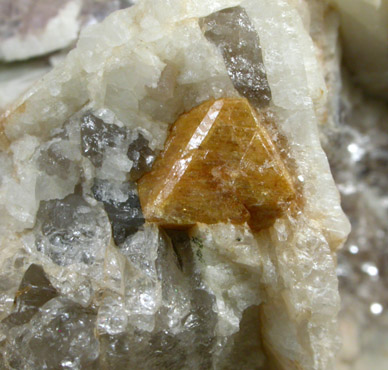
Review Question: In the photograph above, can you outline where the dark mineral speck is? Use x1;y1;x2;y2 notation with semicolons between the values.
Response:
81;113;128;167
127;133;156;181
92;179;145;245
3;264;58;326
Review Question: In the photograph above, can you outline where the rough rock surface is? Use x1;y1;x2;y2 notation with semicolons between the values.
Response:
0;1;351;369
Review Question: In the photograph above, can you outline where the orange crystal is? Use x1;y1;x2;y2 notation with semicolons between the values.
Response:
137;98;296;231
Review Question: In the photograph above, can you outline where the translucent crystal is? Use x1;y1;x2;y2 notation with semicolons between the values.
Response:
5;298;99;370
201;6;271;107
138;98;296;231
35;138;81;201
2;264;57;326
127;132;156;181
119;225;162;331
99;228;218;369
35;194;110;266
38;141;74;179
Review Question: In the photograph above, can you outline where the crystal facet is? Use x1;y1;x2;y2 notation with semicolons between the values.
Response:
92;179;145;245
201;6;271;107
35;194;110;266
138;98;296;231
3;264;58;326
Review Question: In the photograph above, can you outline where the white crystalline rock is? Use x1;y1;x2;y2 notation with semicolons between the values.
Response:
190;224;263;341
0;1;350;369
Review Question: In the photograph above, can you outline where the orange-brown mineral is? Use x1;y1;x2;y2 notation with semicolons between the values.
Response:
138;98;296;231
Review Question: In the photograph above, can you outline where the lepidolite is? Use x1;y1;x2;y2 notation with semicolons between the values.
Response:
0;1;350;369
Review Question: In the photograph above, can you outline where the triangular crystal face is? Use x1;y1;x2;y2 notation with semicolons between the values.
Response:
138;98;296;231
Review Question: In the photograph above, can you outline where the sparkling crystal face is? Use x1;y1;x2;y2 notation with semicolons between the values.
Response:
138;98;296;231
35;194;110;266
81;113;128;168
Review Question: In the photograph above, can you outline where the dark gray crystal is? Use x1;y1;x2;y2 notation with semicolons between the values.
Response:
201;6;271;107
127;133;156;181
220;305;265;369
80;113;128;167
92;179;144;245
3;264;58;326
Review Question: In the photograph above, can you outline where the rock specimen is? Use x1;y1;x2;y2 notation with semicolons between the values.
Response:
0;1;350;369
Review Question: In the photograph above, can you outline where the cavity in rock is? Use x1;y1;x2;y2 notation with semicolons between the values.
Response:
201;6;271;107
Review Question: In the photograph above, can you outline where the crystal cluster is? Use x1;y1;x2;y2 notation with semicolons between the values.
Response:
0;1;351;369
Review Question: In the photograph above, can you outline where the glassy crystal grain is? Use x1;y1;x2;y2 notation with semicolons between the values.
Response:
35;194;110;266
127;133;156;181
3;264;57;326
5;298;99;370
201;6;271;107
81;113;128;167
